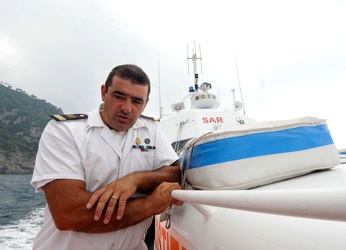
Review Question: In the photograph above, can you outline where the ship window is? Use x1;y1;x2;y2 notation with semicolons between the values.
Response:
171;138;193;152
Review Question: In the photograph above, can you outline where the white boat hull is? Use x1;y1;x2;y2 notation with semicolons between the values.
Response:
155;44;346;249
155;164;346;250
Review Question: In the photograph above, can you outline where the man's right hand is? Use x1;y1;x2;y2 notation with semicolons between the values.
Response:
86;174;138;224
146;182;183;216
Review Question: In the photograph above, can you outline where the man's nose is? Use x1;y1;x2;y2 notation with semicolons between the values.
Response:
120;99;132;113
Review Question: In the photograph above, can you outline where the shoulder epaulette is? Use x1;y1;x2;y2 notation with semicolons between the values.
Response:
50;113;88;122
140;114;160;122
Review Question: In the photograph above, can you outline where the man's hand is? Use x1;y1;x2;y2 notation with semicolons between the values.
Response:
86;174;138;224
86;164;181;224
43;179;182;233
147;182;183;215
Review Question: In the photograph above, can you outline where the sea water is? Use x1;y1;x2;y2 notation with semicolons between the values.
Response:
0;174;46;250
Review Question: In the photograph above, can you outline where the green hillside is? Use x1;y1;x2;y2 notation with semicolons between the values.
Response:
0;82;63;174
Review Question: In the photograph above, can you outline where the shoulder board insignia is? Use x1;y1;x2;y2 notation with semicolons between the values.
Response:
50;114;88;122
140;114;160;122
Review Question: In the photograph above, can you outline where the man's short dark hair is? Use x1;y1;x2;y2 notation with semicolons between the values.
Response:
105;64;151;97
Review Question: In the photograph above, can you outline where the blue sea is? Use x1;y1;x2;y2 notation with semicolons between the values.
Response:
0;175;156;250
0;174;46;250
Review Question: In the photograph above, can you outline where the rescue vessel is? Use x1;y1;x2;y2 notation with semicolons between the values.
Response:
154;43;346;250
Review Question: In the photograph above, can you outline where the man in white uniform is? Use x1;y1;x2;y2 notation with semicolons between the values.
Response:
31;64;182;249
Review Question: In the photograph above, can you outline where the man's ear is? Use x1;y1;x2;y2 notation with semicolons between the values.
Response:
144;97;149;108
101;85;106;101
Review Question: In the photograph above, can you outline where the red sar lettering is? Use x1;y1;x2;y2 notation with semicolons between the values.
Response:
202;117;224;123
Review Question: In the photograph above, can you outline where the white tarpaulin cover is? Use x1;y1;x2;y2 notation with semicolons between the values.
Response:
182;116;340;190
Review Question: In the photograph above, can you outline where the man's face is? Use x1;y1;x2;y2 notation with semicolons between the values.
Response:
100;76;149;131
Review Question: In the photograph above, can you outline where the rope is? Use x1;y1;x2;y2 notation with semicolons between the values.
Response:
180;132;212;189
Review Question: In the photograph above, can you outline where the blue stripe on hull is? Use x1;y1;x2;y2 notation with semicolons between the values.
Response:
184;124;334;170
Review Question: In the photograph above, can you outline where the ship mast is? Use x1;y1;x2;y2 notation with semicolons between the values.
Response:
234;55;246;115
158;54;163;119
187;41;203;91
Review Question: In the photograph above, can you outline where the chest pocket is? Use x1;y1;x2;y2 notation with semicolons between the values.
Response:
127;148;155;173
82;153;119;191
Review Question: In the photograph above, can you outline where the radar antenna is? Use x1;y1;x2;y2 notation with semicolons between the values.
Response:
231;89;243;112
158;54;163;119
187;41;203;91
234;55;246;115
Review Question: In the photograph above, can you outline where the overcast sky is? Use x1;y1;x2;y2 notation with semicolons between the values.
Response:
1;0;346;148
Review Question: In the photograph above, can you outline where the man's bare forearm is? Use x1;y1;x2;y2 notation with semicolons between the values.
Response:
85;162;181;224
44;180;182;233
134;163;181;194
74;197;153;233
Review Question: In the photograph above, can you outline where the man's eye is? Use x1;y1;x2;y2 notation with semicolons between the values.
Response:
114;95;125;100
132;99;143;106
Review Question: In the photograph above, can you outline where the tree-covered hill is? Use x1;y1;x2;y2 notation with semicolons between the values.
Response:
0;81;63;174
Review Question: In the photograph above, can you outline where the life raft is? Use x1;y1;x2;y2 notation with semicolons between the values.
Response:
181;116;340;190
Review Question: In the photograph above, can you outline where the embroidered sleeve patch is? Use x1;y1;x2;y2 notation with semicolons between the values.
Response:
50;114;88;121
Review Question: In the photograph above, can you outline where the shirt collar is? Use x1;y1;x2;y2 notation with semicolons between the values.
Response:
86;105;104;130
86;105;146;131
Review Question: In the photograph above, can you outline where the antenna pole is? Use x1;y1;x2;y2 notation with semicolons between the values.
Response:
187;41;203;90
187;45;190;73
158;54;163;119
192;41;197;75
199;44;203;73
231;89;236;103
234;55;246;115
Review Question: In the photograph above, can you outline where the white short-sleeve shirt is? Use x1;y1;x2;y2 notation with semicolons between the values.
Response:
31;106;179;250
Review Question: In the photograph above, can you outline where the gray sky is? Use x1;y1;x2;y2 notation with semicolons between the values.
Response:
1;0;346;148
